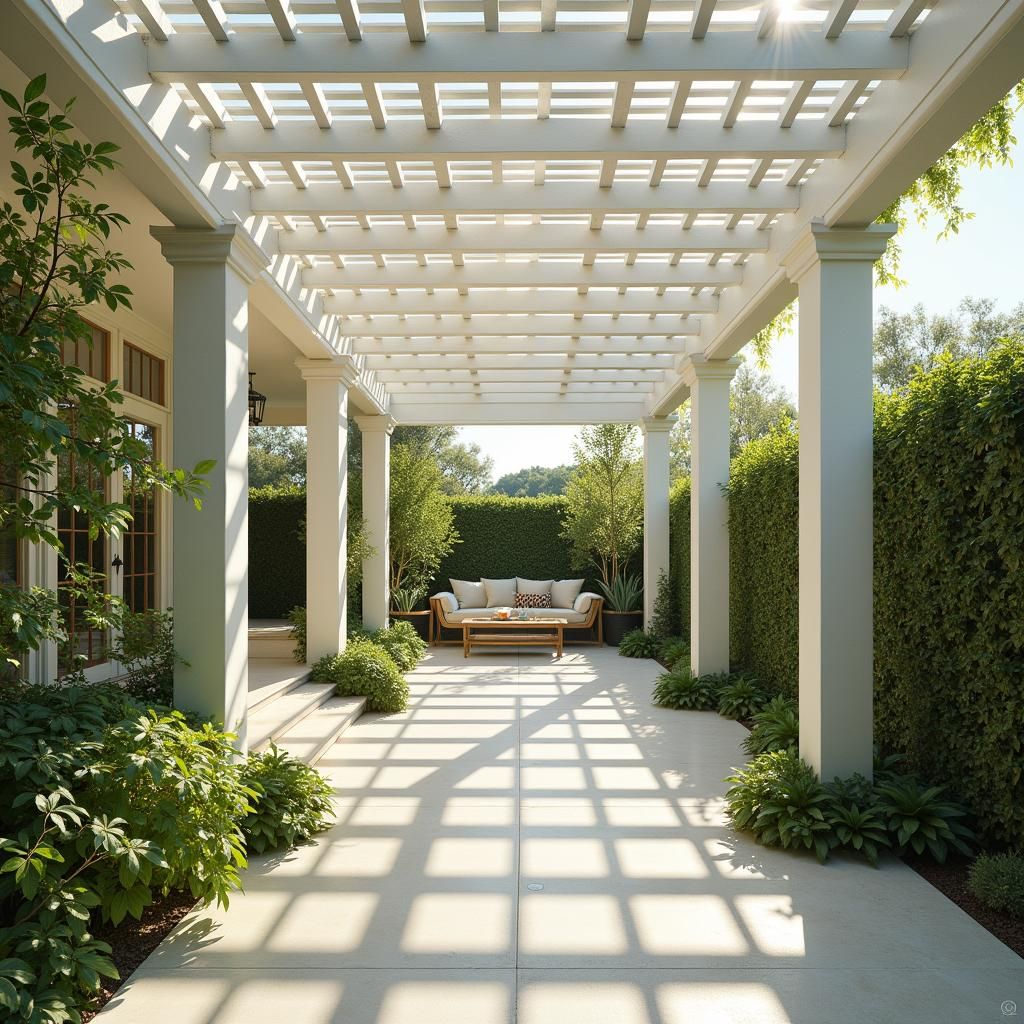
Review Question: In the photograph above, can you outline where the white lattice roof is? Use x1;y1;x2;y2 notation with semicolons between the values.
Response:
83;0;1023;422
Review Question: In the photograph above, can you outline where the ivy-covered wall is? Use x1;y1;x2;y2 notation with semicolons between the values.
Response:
249;486;305;617
670;341;1024;844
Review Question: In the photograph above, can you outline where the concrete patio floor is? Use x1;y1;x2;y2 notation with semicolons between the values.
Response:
97;646;1023;1023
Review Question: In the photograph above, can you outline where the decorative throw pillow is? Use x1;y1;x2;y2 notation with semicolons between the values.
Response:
450;579;486;608
515;592;552;609
551;578;585;608
482;577;517;607
516;577;553;597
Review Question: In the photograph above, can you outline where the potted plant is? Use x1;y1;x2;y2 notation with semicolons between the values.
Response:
388;443;459;641
597;572;644;646
389;586;432;641
561;425;645;646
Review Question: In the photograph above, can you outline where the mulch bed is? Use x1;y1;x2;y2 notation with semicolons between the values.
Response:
81;890;197;1022
905;855;1024;959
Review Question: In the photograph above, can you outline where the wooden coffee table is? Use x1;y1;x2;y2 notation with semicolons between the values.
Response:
461;617;568;658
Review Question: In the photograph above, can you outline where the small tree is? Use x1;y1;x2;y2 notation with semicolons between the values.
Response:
388;443;458;603
562;424;643;590
0;76;208;670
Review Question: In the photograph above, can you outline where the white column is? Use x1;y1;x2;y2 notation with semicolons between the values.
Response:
782;223;895;781
298;358;357;662
357;415;395;632
640;416;676;630
151;226;267;749
681;356;739;677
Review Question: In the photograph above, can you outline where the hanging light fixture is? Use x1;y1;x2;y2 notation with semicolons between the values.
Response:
248;372;267;427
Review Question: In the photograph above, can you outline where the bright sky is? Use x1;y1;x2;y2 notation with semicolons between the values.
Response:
460;114;1024;481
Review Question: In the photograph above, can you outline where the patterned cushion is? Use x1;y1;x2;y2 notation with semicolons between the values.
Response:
515;591;552;609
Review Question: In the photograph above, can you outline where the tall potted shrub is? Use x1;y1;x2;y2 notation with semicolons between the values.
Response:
388;443;459;640
562;424;644;645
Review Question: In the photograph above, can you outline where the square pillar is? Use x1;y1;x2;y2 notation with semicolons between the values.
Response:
151;226;268;750
782;223;895;781
640;416;677;630
298;358;358;662
681;356;739;677
356;415;395;632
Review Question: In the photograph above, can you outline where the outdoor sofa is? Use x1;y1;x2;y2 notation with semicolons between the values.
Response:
430;576;604;645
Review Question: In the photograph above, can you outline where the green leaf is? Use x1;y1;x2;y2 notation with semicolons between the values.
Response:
23;74;46;103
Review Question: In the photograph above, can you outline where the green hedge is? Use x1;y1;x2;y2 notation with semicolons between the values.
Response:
668;477;691;641
727;427;800;696
873;341;1024;846
676;341;1024;844
249;486;305;617
430;494;600;594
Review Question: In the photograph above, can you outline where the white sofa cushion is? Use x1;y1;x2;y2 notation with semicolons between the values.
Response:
441;606;586;624
434;591;459;615
482;577;517;607
516;576;553;597
552;578;585;608
574;592;602;614
450;579;486;607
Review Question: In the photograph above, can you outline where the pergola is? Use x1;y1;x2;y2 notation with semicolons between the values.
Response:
6;0;1023;780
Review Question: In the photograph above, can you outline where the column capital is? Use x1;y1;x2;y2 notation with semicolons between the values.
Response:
639;414;678;435
679;355;740;388
355;414;397;435
296;355;361;388
149;225;269;285
781;222;897;283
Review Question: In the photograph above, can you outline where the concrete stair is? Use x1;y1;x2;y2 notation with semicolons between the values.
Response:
248;659;366;767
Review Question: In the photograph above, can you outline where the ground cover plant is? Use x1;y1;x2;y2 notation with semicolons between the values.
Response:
617;629;659;659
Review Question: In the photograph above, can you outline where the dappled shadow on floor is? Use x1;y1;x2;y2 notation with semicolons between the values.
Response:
98;647;1024;1024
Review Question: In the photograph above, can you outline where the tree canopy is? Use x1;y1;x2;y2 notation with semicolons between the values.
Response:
490;464;573;497
249;426;308;490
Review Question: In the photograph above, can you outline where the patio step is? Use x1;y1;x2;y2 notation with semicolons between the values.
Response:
248;661;311;713
276;695;367;766
248;621;295;661
248;679;336;751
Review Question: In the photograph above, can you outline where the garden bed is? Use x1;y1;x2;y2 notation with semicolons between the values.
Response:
907;856;1024;960
81;890;197;1022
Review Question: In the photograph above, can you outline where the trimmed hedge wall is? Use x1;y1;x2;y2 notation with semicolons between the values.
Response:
675;341;1024;844
430;495;599;595
249;486;305;617
727;428;800;697
668;477;691;641
873;342;1024;846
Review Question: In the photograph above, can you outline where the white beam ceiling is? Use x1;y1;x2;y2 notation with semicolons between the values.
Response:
88;0;1024;423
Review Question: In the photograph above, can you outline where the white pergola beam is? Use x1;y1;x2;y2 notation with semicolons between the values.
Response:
402;0;428;41
129;0;172;40
327;290;719;316
213;120;846;163
392;390;652;402
389;400;652;424
691;0;716;39
302;262;743;289
365;354;672;370
191;0;229;41
264;0;296;41
823;0;859;39
276;223;770;256
334;0;362;40
337;315;701;337
375;369;664;383
888;0;930;37
351;336;693;354
148;32;909;83
251;181;798;218
625;0;650;40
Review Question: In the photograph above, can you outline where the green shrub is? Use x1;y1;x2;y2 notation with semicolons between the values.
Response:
107;607;178;705
716;674;769;720
726;751;832;863
648;570;678;640
312;640;409;713
825;798;891;868
0;684;253;1022
287;606;306;663
744;695;799;755
658;637;690;670
618;629;659;659
652;669;723;711
968;853;1024;917
370;620;426;672
240;744;335;854
874;777;973;863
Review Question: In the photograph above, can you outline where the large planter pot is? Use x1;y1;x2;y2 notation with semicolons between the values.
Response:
602;610;643;647
391;609;432;642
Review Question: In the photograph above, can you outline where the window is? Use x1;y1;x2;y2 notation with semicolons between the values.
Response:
60;320;109;381
123;342;165;406
57;433;108;672
123;421;159;614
